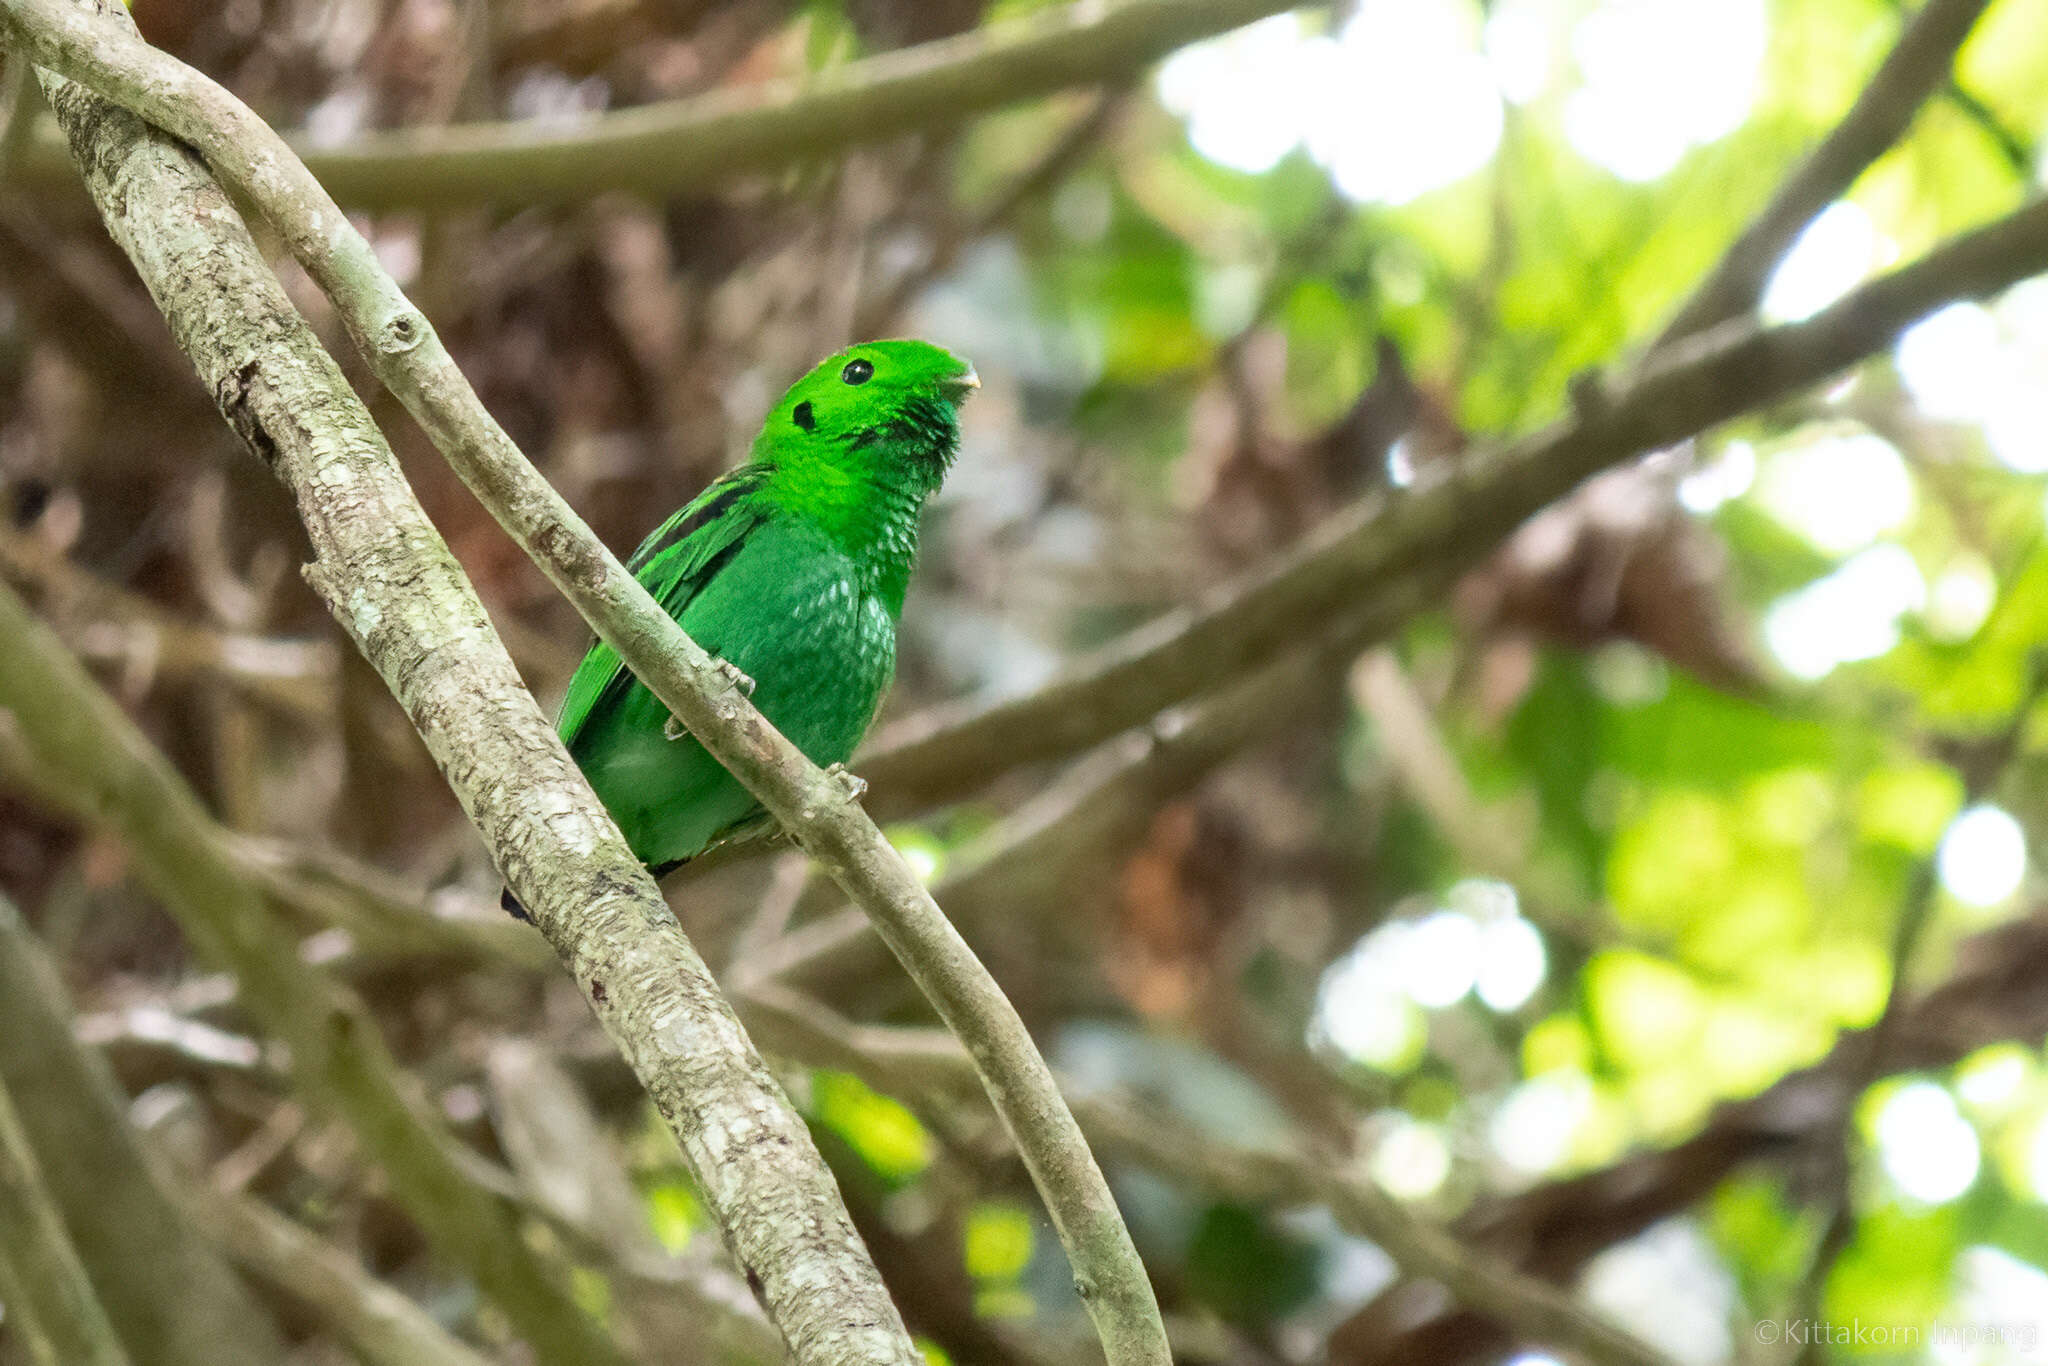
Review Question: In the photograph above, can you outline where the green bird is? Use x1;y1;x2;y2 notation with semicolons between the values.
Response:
509;339;976;915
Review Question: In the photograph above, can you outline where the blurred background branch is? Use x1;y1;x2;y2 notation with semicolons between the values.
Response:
4;0;1295;208
0;1051;132;1366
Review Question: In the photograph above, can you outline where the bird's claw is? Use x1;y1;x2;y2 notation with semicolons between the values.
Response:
712;657;756;697
663;660;752;740
823;762;868;803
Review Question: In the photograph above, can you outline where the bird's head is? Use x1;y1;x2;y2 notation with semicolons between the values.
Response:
762;338;977;491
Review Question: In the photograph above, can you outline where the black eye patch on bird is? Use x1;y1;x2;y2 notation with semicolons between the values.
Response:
841;358;874;385
792;400;815;431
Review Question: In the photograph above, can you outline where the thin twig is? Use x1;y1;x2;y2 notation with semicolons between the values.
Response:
0;526;340;721
1941;77;2032;175
0;6;1172;1358
854;87;1128;337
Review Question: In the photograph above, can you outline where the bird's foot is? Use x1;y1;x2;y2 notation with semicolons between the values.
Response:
823;762;868;804
712;657;756;696
663;714;689;742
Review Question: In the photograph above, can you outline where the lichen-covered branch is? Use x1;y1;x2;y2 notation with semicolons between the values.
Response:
4;8;918;1359
0;5;1170;1358
854;195;2048;818
8;0;1286;209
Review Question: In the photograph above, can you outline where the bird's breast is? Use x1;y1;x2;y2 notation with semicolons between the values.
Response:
722;564;896;766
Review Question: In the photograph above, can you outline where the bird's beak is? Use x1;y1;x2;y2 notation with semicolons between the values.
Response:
943;366;981;402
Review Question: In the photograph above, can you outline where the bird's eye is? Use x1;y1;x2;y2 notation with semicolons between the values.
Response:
841;358;874;385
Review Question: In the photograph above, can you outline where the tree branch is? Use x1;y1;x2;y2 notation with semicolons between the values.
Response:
8;0;1288;210
6;16;919;1361
854;196;2048;819
1655;0;1996;344
0;5;1172;1358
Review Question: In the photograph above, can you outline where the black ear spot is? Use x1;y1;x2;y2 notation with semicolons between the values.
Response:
792;400;815;431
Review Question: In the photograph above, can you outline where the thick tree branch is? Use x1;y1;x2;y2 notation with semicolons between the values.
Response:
1655;0;1995;344
7;0;1287;209
0;897;290;1366
855;196;2048;819
7;18;919;1363
0;5;1171;1358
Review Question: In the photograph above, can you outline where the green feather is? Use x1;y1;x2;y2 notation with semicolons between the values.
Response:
555;339;975;874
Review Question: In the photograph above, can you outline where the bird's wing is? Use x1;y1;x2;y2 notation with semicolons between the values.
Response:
556;464;776;749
